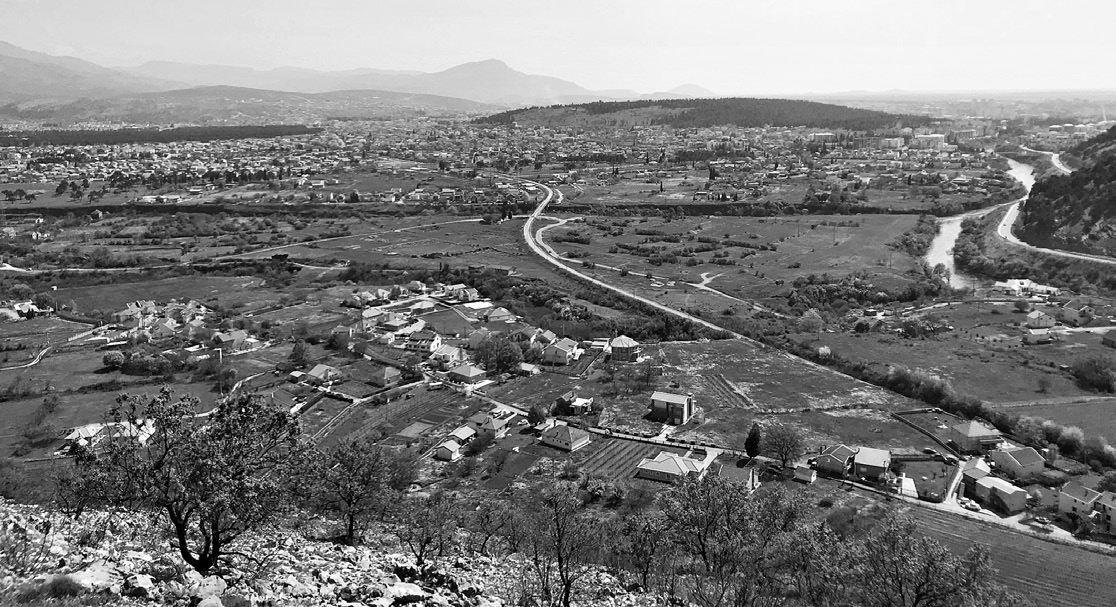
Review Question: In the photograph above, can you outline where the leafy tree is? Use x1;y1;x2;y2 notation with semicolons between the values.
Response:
475;336;523;375
763;422;805;467
797;309;824;333
61;388;306;575
102;351;125;370
1071;355;1115;393
744;423;762;457
527;404;549;426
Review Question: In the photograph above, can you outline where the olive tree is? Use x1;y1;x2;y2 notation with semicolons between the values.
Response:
63;388;306;576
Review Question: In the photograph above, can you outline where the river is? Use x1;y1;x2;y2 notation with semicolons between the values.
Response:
924;158;1035;289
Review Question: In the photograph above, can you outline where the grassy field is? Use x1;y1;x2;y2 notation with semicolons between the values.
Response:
539;213;928;321
54;275;277;314
1015;398;1116;441
0;380;217;458
801;302;1116;407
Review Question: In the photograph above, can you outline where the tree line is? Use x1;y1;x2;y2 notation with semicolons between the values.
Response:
0;125;321;147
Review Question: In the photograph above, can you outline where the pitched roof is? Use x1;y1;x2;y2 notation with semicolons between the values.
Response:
1061;481;1101;503
821;444;856;460
542;425;590;444
953;420;1000;438
998;446;1044;467
610;335;639;348
855;447;891;468
651;391;690;405
637;451;709;477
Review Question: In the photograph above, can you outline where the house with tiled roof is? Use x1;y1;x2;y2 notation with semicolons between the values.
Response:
950;420;1002;453
540;424;592;452
1058;481;1100;520
815;444;856;477
990;446;1045;479
636;450;713;482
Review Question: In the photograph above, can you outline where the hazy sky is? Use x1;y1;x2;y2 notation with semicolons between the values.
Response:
3;0;1113;94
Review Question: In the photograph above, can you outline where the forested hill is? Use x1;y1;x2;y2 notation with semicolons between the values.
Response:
1019;126;1116;255
475;97;926;130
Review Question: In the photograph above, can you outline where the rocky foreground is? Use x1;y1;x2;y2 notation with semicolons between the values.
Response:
0;500;659;607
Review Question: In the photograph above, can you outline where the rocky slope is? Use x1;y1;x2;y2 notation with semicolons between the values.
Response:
0;500;656;607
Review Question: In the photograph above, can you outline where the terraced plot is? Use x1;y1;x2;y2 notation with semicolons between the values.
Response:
902;505;1116;607
580;438;687;480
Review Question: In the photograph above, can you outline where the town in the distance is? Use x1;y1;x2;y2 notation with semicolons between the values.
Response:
1;26;1116;607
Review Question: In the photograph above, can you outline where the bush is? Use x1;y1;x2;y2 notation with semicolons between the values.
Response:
14;576;85;603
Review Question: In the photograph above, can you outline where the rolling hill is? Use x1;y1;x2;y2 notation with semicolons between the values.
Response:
474;97;925;130
1018;126;1116;256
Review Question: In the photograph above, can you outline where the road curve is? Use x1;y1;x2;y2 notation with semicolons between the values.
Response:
996;151;1116;267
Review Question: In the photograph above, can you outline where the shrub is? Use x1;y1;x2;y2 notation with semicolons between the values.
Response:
14;576;85;603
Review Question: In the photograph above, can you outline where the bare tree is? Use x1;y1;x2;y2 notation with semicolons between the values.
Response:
763;422;805;467
395;491;459;566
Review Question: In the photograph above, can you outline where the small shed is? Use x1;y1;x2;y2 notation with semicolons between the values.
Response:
794;465;816;484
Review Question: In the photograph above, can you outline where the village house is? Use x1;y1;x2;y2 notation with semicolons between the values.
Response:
435;440;464;462
484;307;516;323
1059;481;1101;520
542;338;581;366
974;475;1028;514
1094;492;1116;532
540;424;592;452
448;363;486;384
989;446;1045;479
555;391;594;415
430;344;467;370
55;420;156;457
368;365;401;388
212;329;248;352
815;444;857;477
404;330;443;354
474;412;512;440
950;420;1002;453
609;335;641;362
1103;330;1116;349
305;363;344;385
1059;301;1095;326
853;447;891;482
636;450;713;482
649;391;694;425
1025;311;1055;329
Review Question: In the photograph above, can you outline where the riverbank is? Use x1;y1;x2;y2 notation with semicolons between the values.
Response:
924;158;1036;289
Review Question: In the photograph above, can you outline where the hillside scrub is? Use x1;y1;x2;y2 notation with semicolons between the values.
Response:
60;388;307;575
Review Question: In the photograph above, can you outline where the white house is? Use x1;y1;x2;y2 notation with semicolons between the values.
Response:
540;424;592;452
1025;311;1055;329
989;446;1045;479
1059;481;1100;519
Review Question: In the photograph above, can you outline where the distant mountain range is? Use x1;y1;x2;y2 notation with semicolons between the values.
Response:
0;86;499;125
120;58;717;106
0;40;718;113
0;41;179;102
